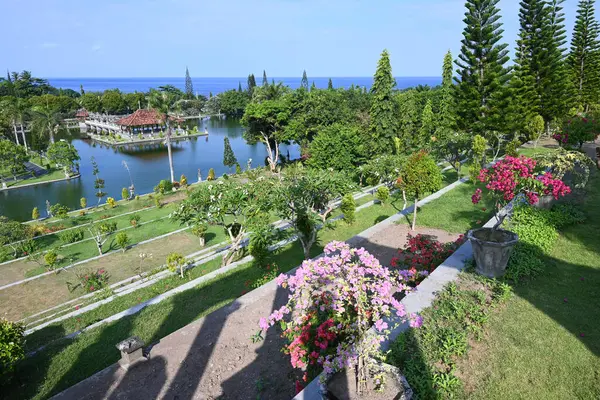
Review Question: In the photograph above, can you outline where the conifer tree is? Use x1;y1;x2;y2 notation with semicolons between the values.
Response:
301;70;309;90
311;81;316;90
247;74;256;97
369;49;398;155
328;78;334;90
454;0;511;138
436;50;456;139
185;67;194;99
568;0;600;111
223;137;237;170
512;0;569;130
238;82;243;92
262;70;268;86
418;99;434;148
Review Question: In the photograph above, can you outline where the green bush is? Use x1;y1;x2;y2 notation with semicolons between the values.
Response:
249;218;278;267
44;250;59;270
376;186;390;205
49;203;70;219
191;222;208;246
59;228;84;244
207;168;216;181
121;187;129;200
31;207;40;220
130;214;141;228
154;194;163;208
505;138;520;157
80;197;87;210
0;318;25;386
115;232;129;253
340;193;356;224
154;179;173;194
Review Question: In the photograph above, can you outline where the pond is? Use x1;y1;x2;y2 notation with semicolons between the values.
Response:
0;118;300;221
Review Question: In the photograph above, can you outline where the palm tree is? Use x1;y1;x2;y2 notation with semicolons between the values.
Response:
148;90;179;183
31;100;62;144
1;98;31;150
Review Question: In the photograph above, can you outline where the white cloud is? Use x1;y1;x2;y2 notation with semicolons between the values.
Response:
41;42;59;48
92;43;102;52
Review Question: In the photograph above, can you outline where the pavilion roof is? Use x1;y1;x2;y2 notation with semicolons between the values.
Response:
116;109;162;127
75;109;89;117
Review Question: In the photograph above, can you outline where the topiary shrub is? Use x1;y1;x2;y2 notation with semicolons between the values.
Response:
80;197;87;211
505;138;521;157
0;318;25;386
191;222;208;246
59;228;84;244
44;250;59;270
32;207;40;220
340;193;356;224
235;164;242;174
106;197;117;208
115;232;129;253
154;179;173;194
376;186;390;205
166;252;187;278
180;174;188;187
207;168;216;181
121;187;129;200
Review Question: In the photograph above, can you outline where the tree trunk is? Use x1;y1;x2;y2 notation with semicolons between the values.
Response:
199;236;205;247
166;124;175;183
402;190;407;210
96;240;103;255
20;125;28;152
12;122;20;145
302;241;311;260
412;197;418;231
49;124;56;144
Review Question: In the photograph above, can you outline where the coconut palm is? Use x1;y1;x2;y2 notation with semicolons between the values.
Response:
148;90;180;183
1;98;31;150
31;100;63;144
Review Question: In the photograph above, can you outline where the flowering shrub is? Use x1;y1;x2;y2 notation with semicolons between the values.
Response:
390;234;464;285
555;116;600;148
472;156;571;229
80;269;109;292
258;241;422;390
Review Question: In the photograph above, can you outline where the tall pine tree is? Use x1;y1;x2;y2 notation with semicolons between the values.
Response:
238;82;243;92
327;78;333;90
262;70;268;86
247;74;256;97
568;0;600;112
185;67;194;99
223;137;237;170
436;50;456;139
369;49;398;156
301;70;309;90
418;99;434;148
454;0;511;138
512;0;569;132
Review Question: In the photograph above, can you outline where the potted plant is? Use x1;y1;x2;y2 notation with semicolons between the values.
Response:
469;156;571;277
257;241;422;398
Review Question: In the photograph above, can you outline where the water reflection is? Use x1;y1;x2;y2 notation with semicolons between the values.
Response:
0;117;300;221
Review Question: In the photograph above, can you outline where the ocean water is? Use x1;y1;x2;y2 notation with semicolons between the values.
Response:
47;77;442;96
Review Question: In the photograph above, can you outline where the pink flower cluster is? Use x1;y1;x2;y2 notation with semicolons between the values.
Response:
259;241;421;382
552;132;569;145
472;156;570;210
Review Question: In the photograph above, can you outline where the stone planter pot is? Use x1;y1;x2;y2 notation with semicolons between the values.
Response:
467;228;519;278
323;361;413;400
534;194;555;209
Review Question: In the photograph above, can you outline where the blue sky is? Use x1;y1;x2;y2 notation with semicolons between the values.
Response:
1;0;597;78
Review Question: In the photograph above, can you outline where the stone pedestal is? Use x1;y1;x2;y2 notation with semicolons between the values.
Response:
116;336;146;370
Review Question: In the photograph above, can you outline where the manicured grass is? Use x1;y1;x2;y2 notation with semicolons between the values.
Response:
517;145;559;158
5;169;67;188
453;173;600;399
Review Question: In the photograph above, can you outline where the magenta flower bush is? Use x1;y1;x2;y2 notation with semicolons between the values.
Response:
258;241;422;392
472;156;571;229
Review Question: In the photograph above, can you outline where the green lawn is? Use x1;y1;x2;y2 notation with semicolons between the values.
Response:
5;169;67;188
454;173;600;399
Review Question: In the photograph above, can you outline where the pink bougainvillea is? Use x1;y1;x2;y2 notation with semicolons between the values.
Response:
258;241;421;387
472;155;571;229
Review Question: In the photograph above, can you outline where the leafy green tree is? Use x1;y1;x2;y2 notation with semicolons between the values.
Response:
148;90;179;182
87;221;117;255
47;141;80;177
454;0;511;138
0;217;32;257
0;139;27;180
270;166;353;259
185;67;194;99
306;124;365;171
172;179;269;266
1;97;30;150
31;101;63;144
301;70;309;90
217;89;249;116
396;89;422;151
101;89;126;114
369;49;398;156
376;186;390;205
166;252;188;278
0;318;25;384
123;92;147;112
223;137;238;170
79;92;102;112
32;207;40;220
568;0;600;111
397;151;443;230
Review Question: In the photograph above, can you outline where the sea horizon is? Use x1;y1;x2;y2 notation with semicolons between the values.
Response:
47;76;443;96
